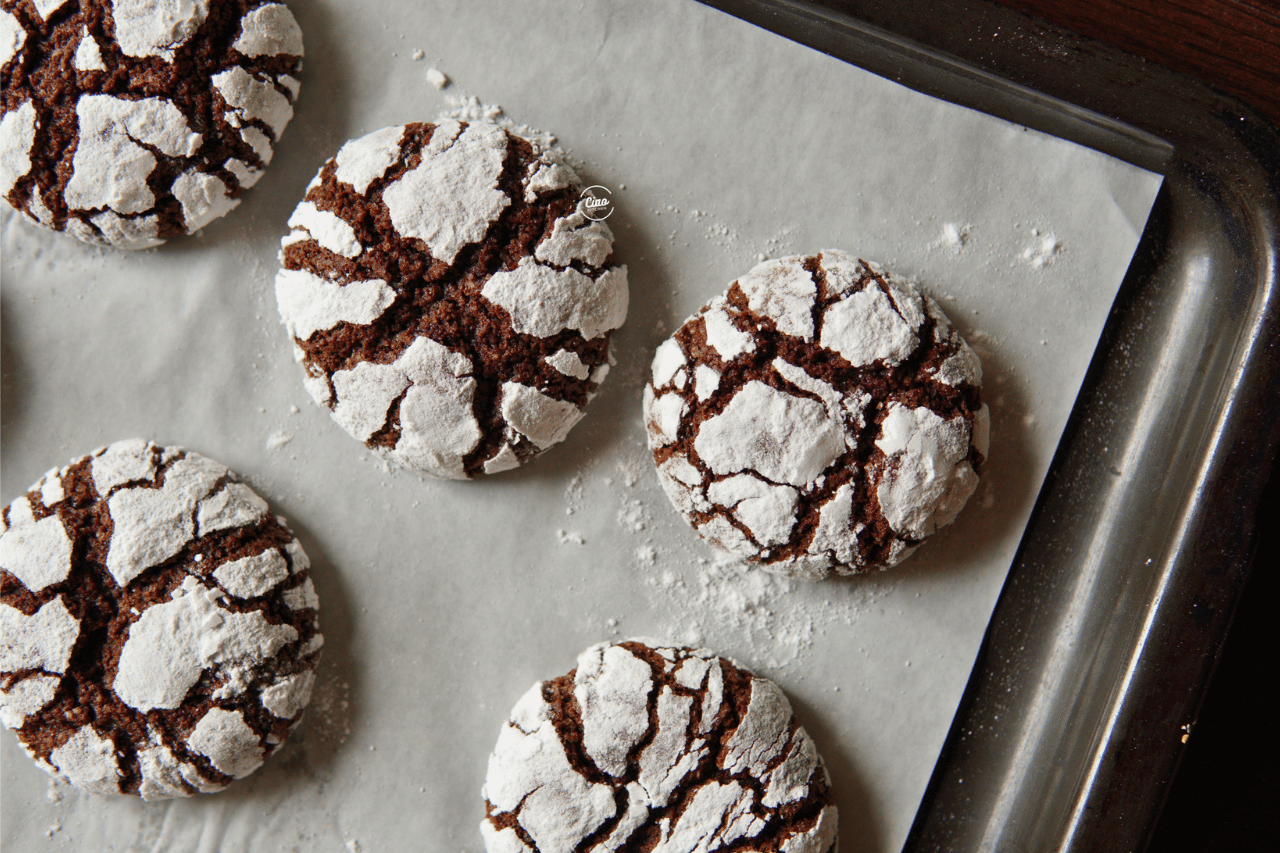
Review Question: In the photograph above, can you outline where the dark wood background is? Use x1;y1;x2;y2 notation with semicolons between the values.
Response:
990;4;1280;851
994;0;1280;126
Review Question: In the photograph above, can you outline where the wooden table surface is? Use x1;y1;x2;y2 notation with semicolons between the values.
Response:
994;0;1280;127
989;4;1280;852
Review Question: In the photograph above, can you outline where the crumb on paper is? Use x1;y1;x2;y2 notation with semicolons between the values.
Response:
617;497;649;532
444;93;502;123
266;430;293;451
1021;228;1063;268
411;49;425;61
557;529;585;545
441;93;557;153
941;222;972;252
616;457;641;488
425;66;448;88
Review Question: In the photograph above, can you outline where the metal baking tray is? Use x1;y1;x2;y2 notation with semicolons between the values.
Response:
699;1;1280;851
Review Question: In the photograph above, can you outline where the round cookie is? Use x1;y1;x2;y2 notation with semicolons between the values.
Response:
480;639;838;853
1;0;303;248
0;439;322;799
644;250;989;578
275;120;628;478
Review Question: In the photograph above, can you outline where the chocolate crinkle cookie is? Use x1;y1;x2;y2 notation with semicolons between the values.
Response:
645;250;989;579
0;0;303;248
276;120;628;478
0;439;322;799
481;640;837;853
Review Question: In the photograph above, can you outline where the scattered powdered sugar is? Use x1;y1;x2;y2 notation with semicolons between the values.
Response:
303;671;353;746
1021;228;1063;268
597;445;891;670
557;529;586;545
937;222;972;253
442;93;557;154
645;556;894;670
617;497;650;533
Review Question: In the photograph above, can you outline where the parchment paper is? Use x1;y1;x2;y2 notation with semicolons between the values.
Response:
0;0;1162;850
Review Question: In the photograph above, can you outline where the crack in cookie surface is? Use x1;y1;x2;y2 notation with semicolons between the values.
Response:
0;439;322;798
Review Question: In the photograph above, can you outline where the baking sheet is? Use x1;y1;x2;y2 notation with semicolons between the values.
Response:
0;0;1162;850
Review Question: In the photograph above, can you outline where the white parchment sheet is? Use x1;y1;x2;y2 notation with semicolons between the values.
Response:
0;0;1161;850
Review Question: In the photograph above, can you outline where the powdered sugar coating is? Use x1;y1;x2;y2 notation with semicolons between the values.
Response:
0;505;72;592
186;707;263;778
113;576;297;711
0;597;79;674
384;120;509;264
63;95;202;219
2;0;304;247
1;11;24;68
0;440;322;798
213;65;293;135
276;268;396;341
545;349;590;380
49;725;121;794
645;250;987;577
277;120;628;478
500;382;586;450
0;100;36;199
211;547;289;598
73;27;106;71
481;640;837;853
534;210;614;267
172;169;239;232
231;2;303;57
334;124;406;194
482;258;628;341
112;0;209;59
259;669;314;719
287;200;361;258
0;674;60;729
695;381;845;487
32;0;71;18
328;335;482;478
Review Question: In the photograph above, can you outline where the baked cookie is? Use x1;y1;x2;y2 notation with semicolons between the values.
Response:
644;250;988;578
275;120;628;478
481;639;837;853
0;0;303;248
0;439;322;799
